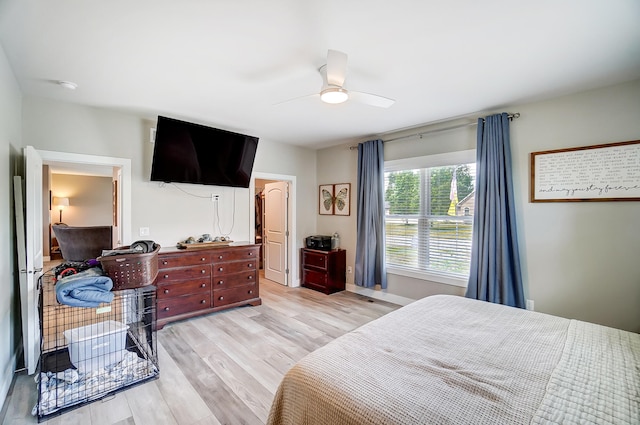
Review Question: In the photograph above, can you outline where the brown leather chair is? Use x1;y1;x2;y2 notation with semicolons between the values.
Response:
52;225;113;261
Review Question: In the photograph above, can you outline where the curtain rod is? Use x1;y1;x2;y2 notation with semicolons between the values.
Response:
348;112;520;150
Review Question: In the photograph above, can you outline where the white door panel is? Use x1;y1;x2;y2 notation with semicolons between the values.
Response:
264;181;288;285
23;146;44;374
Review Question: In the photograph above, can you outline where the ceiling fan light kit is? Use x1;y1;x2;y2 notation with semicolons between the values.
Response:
320;86;349;104
277;49;395;108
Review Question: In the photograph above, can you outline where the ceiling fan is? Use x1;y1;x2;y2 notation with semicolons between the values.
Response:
279;49;395;108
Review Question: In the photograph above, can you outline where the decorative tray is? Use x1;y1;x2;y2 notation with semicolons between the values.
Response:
176;240;233;250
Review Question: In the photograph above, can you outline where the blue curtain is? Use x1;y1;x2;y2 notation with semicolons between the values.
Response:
355;139;387;289
466;113;525;308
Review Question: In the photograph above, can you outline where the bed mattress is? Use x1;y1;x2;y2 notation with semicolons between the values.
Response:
267;295;639;425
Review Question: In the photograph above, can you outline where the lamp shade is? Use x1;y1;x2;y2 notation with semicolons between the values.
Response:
53;197;69;208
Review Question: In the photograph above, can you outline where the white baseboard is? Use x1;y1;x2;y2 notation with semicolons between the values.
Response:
345;283;415;306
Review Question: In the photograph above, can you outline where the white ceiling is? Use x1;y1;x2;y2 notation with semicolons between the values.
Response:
1;0;639;149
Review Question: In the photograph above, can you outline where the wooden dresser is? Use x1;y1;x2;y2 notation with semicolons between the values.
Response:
301;248;346;294
155;244;261;329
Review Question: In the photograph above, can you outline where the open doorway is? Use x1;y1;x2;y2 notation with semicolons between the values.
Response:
45;167;117;259
38;149;132;257
252;173;298;287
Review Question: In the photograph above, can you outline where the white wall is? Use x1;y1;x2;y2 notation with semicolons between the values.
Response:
51;174;113;226
0;42;22;412
318;79;640;332
21;97;318;254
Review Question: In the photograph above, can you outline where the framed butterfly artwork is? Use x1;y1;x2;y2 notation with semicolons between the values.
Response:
318;183;351;216
319;184;334;215
333;183;350;216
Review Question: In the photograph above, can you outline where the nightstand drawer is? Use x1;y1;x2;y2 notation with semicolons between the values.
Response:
302;268;328;287
302;250;328;271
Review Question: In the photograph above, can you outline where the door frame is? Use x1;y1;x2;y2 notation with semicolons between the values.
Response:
37;149;132;246
250;173;298;287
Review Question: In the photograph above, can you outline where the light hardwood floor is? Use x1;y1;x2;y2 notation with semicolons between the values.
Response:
2;271;399;425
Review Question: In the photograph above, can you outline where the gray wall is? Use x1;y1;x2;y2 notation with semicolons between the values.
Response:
318;79;640;332
21;97;318;253
0;43;22;411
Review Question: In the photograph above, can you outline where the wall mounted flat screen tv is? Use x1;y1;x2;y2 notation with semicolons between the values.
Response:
150;116;259;188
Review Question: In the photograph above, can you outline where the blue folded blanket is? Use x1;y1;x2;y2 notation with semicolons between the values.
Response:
55;267;114;308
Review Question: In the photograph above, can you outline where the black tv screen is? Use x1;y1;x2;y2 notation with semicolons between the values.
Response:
150;116;259;188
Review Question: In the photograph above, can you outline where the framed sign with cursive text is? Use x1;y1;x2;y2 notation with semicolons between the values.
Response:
530;140;640;202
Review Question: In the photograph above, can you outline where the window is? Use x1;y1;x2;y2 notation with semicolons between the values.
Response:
384;150;475;285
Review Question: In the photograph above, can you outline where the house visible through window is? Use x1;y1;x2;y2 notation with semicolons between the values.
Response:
384;151;475;285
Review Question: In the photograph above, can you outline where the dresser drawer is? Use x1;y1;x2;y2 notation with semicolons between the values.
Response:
157;293;211;319
158;253;210;269
302;268;328;287
157;279;209;299
211;248;259;263
302;250;328;271
213;284;259;307
212;271;257;290
212;260;257;276
157;265;210;282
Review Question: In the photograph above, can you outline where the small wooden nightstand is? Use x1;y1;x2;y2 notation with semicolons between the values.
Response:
301;248;346;294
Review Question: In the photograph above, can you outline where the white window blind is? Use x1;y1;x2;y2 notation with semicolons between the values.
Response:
384;158;475;281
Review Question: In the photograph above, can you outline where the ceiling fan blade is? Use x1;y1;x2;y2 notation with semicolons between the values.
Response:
326;49;348;87
272;92;319;106
350;91;395;108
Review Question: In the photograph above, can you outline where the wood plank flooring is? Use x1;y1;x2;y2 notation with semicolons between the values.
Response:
1;272;399;425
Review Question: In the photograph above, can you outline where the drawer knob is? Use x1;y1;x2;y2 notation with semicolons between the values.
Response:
248;252;253;256
163;274;169;279
218;267;224;272
217;280;224;285
164;289;169;294
248;263;253;268
248;275;253;280
164;307;170;311
201;299;207;304
248;290;253;294
218;255;223;259
201;283;206;288
201;257;206;261
162;260;168;265
201;269;206;274
219;296;224;301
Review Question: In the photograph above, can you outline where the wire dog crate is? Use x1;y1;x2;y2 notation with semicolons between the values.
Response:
35;268;159;421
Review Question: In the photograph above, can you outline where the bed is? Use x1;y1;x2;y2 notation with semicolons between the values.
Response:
267;294;639;425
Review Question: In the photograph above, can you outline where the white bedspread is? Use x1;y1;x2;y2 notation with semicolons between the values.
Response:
267;295;640;425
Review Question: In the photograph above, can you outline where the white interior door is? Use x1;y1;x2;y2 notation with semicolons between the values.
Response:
23;146;44;374
264;181;288;285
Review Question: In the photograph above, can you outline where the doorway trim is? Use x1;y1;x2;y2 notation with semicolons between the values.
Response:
250;172;298;287
37;149;132;245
